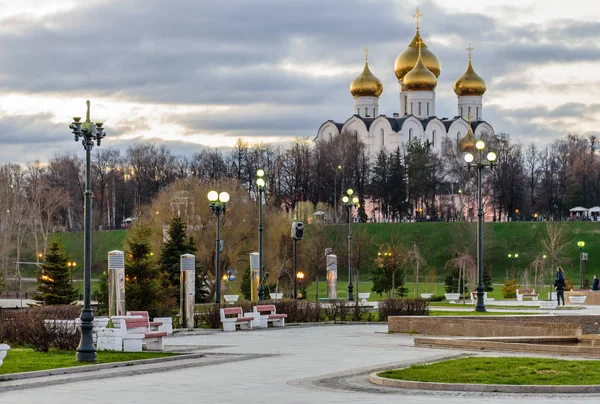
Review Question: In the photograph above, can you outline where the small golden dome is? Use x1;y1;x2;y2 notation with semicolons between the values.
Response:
403;43;437;92
350;60;383;98
394;30;441;81
458;123;477;153
454;58;486;96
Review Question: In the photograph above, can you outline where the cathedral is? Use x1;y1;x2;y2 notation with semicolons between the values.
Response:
316;8;495;158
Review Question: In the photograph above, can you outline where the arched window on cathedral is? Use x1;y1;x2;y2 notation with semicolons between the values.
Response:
460;106;463;117
418;102;422;116
432;130;436;147
329;132;333;141
409;128;413;143
427;103;430;116
357;107;360;114
365;107;369;117
468;106;471;119
381;130;385;147
476;107;479;120
404;96;408;115
410;103;413;114
457;132;461;147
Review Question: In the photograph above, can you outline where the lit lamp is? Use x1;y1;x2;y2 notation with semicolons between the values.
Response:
256;169;266;300
341;189;360;301
296;271;305;298
460;129;496;313
577;240;585;289
208;190;230;304
69;100;109;363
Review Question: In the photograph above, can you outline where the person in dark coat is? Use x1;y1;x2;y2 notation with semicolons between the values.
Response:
554;267;566;306
592;275;599;291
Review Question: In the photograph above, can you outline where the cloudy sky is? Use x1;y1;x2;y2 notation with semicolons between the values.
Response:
0;0;599;163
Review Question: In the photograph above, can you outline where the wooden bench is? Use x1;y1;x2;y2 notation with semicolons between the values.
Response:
220;307;254;332
114;317;168;351
127;311;163;331
516;288;539;301
253;304;287;327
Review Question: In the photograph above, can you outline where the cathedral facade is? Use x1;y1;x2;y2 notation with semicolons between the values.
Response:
316;9;495;159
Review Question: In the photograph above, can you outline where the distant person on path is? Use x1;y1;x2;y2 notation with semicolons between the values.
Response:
554;267;566;306
592;275;599;291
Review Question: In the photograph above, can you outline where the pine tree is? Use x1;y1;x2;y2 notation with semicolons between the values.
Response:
125;220;177;317
34;239;78;305
159;216;197;288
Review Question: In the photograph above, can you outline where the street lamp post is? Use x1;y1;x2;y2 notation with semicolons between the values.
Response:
208;190;230;305
256;169;266;301
508;253;519;274
461;137;497;313
334;165;342;223
296;271;305;298
341;189;359;301
69;100;107;362
577;240;585;289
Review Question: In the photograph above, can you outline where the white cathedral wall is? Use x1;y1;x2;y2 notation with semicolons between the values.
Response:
425;119;446;151
370;119;397;155
353;96;379;118
406;90;435;118
316;122;340;143
446;120;470;150
457;96;483;120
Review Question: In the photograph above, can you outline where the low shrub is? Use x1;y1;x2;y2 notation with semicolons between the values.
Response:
0;305;81;352
502;279;519;299
378;298;429;321
428;295;445;302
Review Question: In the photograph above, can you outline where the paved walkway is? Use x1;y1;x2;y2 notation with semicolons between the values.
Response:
1;323;599;403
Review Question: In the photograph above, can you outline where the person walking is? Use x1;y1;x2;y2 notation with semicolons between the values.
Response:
592;275;599;291
554;266;566;306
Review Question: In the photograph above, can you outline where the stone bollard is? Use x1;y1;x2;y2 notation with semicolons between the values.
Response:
250;252;260;302
108;250;126;316
180;254;196;329
0;344;10;367
326;254;338;299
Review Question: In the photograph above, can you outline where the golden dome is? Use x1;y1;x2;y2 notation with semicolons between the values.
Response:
458;123;477;153
454;58;486;96
394;30;441;81
350;60;383;98
403;43;437;92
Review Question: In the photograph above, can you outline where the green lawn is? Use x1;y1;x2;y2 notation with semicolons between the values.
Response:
0;348;175;375
378;357;600;385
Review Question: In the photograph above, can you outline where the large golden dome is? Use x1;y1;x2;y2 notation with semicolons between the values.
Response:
403;45;437;92
458;123;477;153
350;60;383;98
394;30;441;81
454;58;486;96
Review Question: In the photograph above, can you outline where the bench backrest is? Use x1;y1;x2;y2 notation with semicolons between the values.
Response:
220;307;243;321
517;289;535;293
128;311;150;319
124;317;150;329
255;305;276;315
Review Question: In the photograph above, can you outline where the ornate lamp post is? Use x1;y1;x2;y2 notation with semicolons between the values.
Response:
208;190;230;305
256;169;266;301
341;188;359;301
577;240;585;289
461;134;496;312
69;100;108;362
508;253;519;273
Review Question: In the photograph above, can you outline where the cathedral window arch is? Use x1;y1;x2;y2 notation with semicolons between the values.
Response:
365;107;369;117
418;102;422;116
476;107;479;120
468;106;471;119
381;130;385;147
432;130;436;147
410;103;413;114
427;103;430;116
329;132;333;141
460;106;463;117
457;132;461;147
409;128;413;143
404;96;408;115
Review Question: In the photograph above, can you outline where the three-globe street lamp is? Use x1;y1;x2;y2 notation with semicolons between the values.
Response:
69;100;108;362
508;253;519;273
208;190;230;305
461;136;497;313
342;188;359;301
256;169;266;301
577;240;586;289
67;261;77;284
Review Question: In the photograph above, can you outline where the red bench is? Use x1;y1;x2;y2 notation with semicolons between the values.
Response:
127;311;163;331
220;307;254;332
516;289;539;301
120;317;168;351
253;304;287;327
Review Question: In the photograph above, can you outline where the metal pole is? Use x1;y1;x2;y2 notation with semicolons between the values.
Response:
258;187;264;301
348;205;354;301
293;239;298;299
215;211;221;305
579;247;583;289
475;164;486;312
76;123;97;362
334;171;337;224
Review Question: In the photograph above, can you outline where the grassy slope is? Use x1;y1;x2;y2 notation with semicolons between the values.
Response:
0;348;174;375
378;357;600;385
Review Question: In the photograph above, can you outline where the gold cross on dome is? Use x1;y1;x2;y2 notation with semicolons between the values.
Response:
466;42;475;60
363;44;369;61
413;6;423;29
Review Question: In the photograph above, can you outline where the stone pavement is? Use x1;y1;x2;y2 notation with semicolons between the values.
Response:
1;323;599;403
